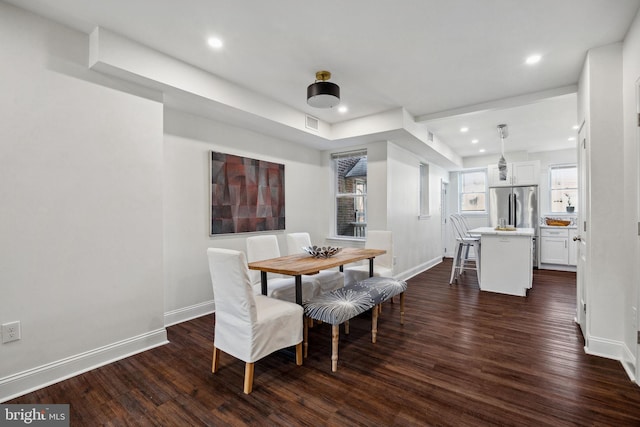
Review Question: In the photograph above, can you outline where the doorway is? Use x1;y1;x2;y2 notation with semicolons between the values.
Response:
576;120;589;344
441;180;450;257
636;77;640;384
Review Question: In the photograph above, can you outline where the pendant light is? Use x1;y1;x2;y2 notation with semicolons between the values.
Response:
497;124;508;181
307;70;340;108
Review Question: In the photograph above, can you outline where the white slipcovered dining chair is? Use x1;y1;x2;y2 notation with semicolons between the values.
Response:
207;248;303;394
246;235;320;303
343;230;394;286
286;232;344;293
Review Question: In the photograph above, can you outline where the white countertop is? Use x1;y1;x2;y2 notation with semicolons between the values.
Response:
470;227;535;236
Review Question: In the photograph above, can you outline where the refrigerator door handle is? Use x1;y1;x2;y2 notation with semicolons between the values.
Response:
508;193;511;224
513;193;517;226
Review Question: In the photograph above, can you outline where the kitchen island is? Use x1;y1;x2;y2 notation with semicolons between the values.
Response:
470;227;535;297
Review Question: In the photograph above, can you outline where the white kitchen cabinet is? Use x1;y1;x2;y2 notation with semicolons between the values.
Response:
541;236;569;264
540;227;577;266
487;164;509;186
488;160;540;187
473;227;534;296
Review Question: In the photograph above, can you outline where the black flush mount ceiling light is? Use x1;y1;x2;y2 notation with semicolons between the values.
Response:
307;70;340;108
497;124;508;181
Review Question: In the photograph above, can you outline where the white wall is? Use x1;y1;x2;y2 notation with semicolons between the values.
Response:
463;148;577;215
162;117;448;324
463;150;532;169
364;141;389;232
579;42;627;361
163;109;329;324
622;7;640;375
387;143;448;277
0;3;166;401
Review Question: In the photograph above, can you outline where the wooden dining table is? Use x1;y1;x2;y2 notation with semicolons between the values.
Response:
248;247;386;305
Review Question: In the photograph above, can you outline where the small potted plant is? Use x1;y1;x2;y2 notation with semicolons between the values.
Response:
565;193;575;212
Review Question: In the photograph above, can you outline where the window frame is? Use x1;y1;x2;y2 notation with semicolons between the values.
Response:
458;169;488;214
331;150;368;239
549;163;578;213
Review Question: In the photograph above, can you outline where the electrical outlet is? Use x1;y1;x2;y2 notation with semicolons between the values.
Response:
2;321;21;343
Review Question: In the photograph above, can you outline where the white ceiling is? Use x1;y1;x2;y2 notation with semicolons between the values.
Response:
424;92;579;158
6;0;639;160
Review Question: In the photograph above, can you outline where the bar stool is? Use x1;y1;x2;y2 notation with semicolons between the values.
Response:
449;214;481;285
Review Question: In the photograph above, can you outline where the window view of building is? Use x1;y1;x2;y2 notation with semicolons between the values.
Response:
333;150;367;237
460;170;486;212
550;165;578;213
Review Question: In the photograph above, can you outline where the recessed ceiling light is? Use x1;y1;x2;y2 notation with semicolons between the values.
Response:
338;105;348;113
526;54;542;65
568;137;576;141
471;139;479;144
460;127;469;133
479;148;486;153
207;37;223;49
572;125;579;130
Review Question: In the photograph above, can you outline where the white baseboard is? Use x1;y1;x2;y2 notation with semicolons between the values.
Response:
164;300;215;327
539;263;576;272
621;343;637;383
586;336;637;383
584;334;625;358
396;256;442;282
585;335;624;360
0;328;168;403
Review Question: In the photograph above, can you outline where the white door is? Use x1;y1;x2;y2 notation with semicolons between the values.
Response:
576;121;589;342
441;180;450;257
636;78;640;384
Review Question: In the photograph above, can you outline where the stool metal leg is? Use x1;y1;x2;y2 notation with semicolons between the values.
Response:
474;240;481;287
450;241;462;284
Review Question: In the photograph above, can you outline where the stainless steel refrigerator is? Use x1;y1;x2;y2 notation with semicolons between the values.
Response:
489;185;539;266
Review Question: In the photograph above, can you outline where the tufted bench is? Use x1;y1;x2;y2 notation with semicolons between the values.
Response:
303;276;407;372
355;276;408;341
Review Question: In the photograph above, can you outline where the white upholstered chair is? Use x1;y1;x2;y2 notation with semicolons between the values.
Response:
207;248;303;394
343;230;394;286
246;235;320;303
286;232;344;293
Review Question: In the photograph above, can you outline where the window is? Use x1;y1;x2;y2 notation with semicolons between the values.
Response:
420;163;430;216
459;170;486;212
333;150;367;237
550;164;577;213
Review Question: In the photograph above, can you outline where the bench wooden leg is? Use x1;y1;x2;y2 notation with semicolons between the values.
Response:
372;305;379;343
331;324;339;372
344;320;350;335
400;292;405;325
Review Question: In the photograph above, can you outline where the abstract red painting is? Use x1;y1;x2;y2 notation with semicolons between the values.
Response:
210;151;285;234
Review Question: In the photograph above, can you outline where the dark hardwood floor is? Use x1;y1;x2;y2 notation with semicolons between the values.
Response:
9;260;640;426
